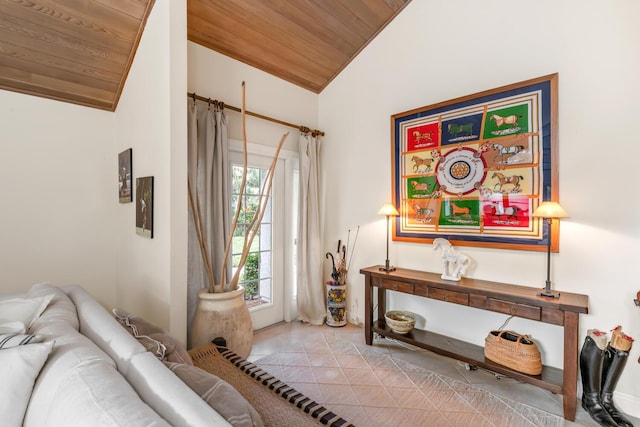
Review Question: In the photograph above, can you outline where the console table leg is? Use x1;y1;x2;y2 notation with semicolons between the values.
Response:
377;287;386;323
364;276;373;345
563;311;579;421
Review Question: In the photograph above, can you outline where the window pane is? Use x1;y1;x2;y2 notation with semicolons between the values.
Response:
259;223;271;251
259;277;271;301
232;227;246;253
246;168;260;194
262;195;272;223
244;195;259;221
259;250;271;279
231;162;274;310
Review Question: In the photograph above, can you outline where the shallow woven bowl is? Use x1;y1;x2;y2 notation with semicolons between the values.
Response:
384;310;416;334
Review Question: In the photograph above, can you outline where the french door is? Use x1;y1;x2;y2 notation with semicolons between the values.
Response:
229;146;295;330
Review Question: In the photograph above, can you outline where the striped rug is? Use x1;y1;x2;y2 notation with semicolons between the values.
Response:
189;343;354;427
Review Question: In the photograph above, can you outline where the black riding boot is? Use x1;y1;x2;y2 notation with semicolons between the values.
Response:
580;331;618;427
601;326;634;427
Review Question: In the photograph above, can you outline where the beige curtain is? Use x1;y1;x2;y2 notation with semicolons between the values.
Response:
186;100;232;344
296;133;325;325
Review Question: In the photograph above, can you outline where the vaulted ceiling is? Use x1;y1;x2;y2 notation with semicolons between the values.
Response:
187;0;411;94
0;0;156;111
0;0;410;111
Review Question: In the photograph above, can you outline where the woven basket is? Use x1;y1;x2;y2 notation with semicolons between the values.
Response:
484;330;542;375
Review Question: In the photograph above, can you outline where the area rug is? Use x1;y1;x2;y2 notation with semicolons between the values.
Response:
251;338;564;427
189;343;354;427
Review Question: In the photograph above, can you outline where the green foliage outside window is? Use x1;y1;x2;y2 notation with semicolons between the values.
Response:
232;165;268;302
244;252;259;299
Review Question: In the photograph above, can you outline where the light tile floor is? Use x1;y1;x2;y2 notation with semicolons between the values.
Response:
248;321;639;427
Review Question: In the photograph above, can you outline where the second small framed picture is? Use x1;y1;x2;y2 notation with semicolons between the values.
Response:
118;149;132;203
136;176;154;238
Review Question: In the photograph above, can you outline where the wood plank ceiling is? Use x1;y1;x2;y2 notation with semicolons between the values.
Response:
188;0;411;94
0;0;410;111
0;0;155;111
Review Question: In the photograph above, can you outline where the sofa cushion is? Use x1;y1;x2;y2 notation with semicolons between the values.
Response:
24;285;121;426
65;286;146;374
165;361;263;427
113;308;193;365
126;351;231;426
28;283;80;331
0;333;42;348
0;340;54;427
0;293;54;333
27;358;171;427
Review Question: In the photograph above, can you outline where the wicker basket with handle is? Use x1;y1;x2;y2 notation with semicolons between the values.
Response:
484;330;542;375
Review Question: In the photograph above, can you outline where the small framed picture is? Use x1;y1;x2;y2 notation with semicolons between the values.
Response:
118;149;132;203
136;176;153;238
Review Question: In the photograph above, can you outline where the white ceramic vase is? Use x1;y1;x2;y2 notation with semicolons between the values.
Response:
190;287;253;359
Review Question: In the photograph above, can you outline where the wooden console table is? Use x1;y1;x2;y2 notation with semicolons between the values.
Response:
361;265;589;421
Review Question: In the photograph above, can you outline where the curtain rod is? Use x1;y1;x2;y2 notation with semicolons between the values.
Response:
187;92;324;137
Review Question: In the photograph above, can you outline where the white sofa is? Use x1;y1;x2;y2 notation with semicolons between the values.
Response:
1;283;232;427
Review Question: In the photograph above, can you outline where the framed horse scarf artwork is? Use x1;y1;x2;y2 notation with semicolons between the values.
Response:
390;74;559;252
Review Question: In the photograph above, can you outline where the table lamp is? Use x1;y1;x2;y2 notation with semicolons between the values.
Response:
532;201;569;298
378;204;399;272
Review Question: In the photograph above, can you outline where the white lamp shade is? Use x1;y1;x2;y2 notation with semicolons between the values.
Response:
378;204;399;216
532;201;569;219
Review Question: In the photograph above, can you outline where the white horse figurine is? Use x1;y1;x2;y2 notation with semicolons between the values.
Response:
433;238;470;281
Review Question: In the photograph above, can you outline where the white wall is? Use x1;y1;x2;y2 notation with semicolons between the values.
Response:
320;0;640;416
114;0;188;342
188;42;318;151
0;90;117;306
0;0;189;343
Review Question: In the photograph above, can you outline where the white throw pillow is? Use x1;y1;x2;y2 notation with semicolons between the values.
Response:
0;333;42;349
164;361;264;427
0;294;54;333
0;341;54;427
